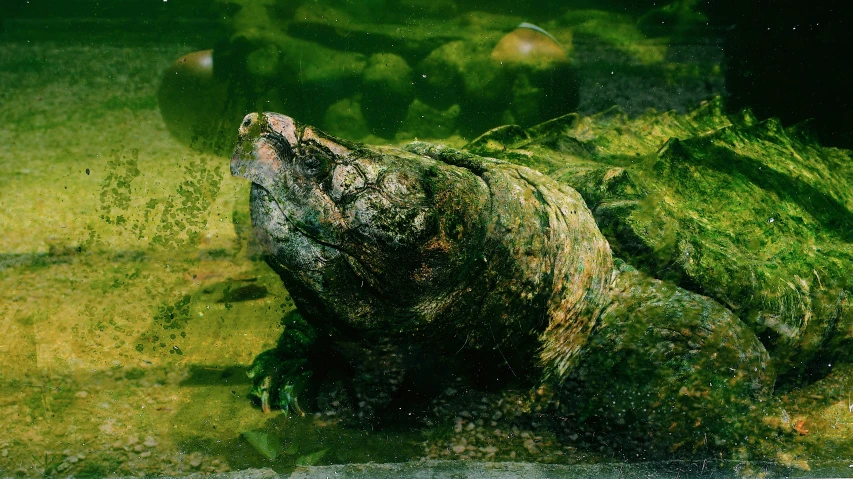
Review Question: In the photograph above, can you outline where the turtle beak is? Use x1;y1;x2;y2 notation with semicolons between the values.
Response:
230;113;266;183
230;112;298;190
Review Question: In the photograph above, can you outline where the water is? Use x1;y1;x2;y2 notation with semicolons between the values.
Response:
1;1;852;477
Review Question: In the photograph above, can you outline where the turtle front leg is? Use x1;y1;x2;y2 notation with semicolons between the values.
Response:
247;313;409;419
247;311;316;415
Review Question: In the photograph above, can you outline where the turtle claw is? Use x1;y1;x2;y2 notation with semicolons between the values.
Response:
247;349;312;415
246;311;318;414
257;376;272;414
278;377;309;416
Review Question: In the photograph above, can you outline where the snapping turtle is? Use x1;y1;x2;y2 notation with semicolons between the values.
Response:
230;98;853;452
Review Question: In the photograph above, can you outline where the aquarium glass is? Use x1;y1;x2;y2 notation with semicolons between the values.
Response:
2;0;852;477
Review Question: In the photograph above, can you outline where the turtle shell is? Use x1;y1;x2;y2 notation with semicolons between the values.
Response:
465;97;853;380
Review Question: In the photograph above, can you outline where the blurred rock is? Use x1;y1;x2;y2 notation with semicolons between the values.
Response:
361;53;415;137
491;23;580;127
276;35;367;115
205;9;584;143
491;23;568;67
397;99;461;140
157;49;234;154
417;40;509;136
245;44;280;79
288;3;461;61
508;61;580;127
416;41;472;109
323;96;370;140
215;33;366;125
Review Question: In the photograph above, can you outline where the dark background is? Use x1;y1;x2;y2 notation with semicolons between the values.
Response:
3;0;852;147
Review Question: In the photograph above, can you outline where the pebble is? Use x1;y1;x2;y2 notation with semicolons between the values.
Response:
524;439;540;454
422;387;590;464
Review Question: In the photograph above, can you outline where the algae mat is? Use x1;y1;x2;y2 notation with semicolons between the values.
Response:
0;42;363;476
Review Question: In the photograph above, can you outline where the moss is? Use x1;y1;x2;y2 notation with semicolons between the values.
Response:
478;98;853;381
555;9;668;65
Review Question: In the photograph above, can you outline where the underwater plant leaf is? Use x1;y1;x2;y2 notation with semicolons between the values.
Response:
241;429;283;460
295;448;328;466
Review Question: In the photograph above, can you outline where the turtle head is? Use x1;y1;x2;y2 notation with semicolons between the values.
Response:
231;112;359;246
231;112;491;329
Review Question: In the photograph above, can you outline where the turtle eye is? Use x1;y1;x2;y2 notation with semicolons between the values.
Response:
298;142;333;178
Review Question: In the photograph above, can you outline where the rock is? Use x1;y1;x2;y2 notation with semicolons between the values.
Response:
397;99;461;140
417;39;510;115
323;96;371;141
214;33;366;125
491;23;569;66
267;35;367;121
490;23;580;126
361;53;415;138
416;41;474;109
288;4;462;60
637;0;709;36
416;39;513;136
157;50;233;154
245;44;280;79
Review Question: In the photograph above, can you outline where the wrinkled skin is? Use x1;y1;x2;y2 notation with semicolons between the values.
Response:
231;111;772;454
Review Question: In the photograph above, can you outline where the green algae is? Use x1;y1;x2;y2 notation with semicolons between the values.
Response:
553;10;668;64
467;98;853;381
